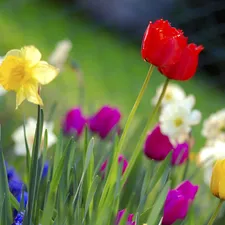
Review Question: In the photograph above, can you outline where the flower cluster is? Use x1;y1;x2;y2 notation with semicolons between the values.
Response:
141;19;203;81
3;17;225;225
144;83;201;165
62;105;121;139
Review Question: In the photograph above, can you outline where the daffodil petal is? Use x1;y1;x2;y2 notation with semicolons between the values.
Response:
5;49;22;58
24;82;43;106
21;46;41;67
32;61;59;85
16;87;26;109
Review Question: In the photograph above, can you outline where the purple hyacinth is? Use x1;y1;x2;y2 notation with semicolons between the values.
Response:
88;105;121;139
63;107;86;137
144;125;173;161
171;142;189;165
115;209;136;225
162;180;198;225
12;211;24;225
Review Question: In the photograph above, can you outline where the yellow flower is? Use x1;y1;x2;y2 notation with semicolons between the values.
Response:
210;159;225;200
0;46;59;108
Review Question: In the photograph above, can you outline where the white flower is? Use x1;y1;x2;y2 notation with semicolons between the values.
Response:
48;39;72;71
159;95;201;144
202;109;225;142
12;118;57;156
198;140;225;185
152;83;186;107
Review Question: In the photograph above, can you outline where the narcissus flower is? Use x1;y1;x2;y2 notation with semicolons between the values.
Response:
63;107;87;137
88;105;121;139
159;44;204;81
141;19;187;67
152;83;186;107
49;39;72;71
0;46;59;108
160;95;201;144
210;159;225;200
202;109;225;142
12;117;57;155
115;209;136;225
162;180;198;225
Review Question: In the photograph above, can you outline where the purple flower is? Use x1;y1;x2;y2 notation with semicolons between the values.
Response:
144;125;173;161
63;107;86;137
100;155;128;178
162;180;198;225
171;142;189;165
115;209;136;225
12;211;24;225
8;178;23;197
88;106;121;139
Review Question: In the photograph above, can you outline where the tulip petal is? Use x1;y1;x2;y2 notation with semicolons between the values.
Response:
32;61;59;85
218;160;225;200
176;180;198;200
210;160;222;198
21;46;41;67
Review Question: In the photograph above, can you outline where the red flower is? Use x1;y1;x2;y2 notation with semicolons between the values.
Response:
141;19;187;67
159;44;204;81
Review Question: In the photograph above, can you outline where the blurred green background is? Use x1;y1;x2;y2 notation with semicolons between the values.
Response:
0;0;224;155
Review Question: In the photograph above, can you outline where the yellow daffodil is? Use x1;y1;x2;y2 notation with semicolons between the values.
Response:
0;46;59;108
210;159;225;200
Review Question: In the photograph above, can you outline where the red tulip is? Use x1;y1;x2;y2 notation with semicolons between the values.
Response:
141;19;187;67
159;43;204;81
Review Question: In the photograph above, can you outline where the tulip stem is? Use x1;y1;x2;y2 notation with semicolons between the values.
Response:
121;77;170;186
118;64;154;152
208;200;223;225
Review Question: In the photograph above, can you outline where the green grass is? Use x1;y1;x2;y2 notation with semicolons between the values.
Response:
0;0;224;152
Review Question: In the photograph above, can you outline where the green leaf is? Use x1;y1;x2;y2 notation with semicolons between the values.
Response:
0;145;12;224
83;176;100;222
10;193;19;211
24;105;44;225
146;180;171;225
23;117;31;180
40;138;75;225
72;138;95;207
148;153;172;192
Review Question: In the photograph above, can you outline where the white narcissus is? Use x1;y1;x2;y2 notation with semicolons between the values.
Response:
202;109;225;142
48;39;72;71
198;140;225;185
152;83;186;107
12;118;57;156
159;95;201;144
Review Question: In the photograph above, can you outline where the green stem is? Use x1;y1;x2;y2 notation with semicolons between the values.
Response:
121;77;170;186
118;64;154;152
208;200;223;225
97;65;154;210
